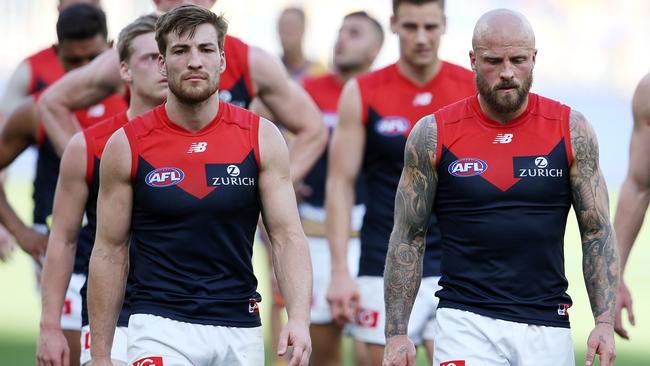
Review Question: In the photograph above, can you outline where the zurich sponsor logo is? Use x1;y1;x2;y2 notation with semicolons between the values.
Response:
375;116;409;137
448;158;488;177
145;167;185;187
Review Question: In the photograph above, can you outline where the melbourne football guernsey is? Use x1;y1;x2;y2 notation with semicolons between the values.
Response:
124;101;262;327
32;93;128;274
219;35;254;109
79;112;132;327
356;62;475;276
434;93;574;327
25;46;64;95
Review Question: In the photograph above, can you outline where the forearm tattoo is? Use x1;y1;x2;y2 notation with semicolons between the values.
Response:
569;110;620;324
384;115;437;337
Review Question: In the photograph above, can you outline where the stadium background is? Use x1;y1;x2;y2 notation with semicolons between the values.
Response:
0;0;648;364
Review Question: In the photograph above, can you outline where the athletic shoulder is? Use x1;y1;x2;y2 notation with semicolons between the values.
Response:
220;100;259;130
434;95;475;125
532;94;571;121
632;72;650;124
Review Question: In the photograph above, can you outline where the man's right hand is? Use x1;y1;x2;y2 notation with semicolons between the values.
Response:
326;271;359;325
87;358;113;366
383;335;416;366
36;326;70;366
15;227;48;263
615;280;635;339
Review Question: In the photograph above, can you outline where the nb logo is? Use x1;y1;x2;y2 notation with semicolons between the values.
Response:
227;165;240;177
412;92;432;106
492;133;514;144
187;142;208;153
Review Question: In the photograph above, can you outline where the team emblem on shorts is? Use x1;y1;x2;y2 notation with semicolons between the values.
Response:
448;158;488;177
133;356;163;366
375;116;410;137
249;298;260;314
441;361;465;366
145;167;185;187
355;308;379;328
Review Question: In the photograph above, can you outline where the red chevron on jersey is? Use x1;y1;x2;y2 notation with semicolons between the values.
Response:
125;102;260;200
26;46;65;95
435;94;572;192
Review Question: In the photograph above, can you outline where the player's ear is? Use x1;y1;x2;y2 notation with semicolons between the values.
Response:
469;50;477;72
219;51;226;74
158;54;167;77
119;61;132;84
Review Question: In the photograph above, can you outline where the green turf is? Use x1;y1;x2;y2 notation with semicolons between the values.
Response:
1;178;649;365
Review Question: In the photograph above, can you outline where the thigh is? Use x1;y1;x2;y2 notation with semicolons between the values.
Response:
351;276;385;345
310;323;343;366
515;325;574;366
309;237;334;324
128;314;196;366
61;273;85;331
214;326;264;366
408;277;441;345
433;308;509;366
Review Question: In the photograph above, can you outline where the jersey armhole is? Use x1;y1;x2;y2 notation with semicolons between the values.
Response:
26;59;37;95
122;124;139;182
358;83;369;125
561;106;573;166
434;113;444;168
242;44;255;99
36;124;46;146
251;116;261;168
82;131;94;187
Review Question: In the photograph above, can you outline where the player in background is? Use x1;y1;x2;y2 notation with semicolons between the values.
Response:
613;72;650;340
36;14;165;366
325;1;475;364
37;0;326;185
300;12;383;366
0;5;127;366
0;0;102;262
383;9;618;366
88;6;312;366
278;6;326;81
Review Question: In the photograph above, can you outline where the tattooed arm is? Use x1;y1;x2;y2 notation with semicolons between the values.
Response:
383;115;437;366
569;110;619;366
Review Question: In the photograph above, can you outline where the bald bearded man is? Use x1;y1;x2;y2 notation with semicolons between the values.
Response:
382;9;619;366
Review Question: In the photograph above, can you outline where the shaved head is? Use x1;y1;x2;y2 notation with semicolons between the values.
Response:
472;9;535;51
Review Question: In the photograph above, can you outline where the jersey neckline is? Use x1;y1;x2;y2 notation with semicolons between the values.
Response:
156;99;225;136
392;61;448;90
470;93;538;129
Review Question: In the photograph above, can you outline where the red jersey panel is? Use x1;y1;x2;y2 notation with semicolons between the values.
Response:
434;94;574;327
219;35;254;109
356;62;476;277
25;46;64;95
124;102;262;327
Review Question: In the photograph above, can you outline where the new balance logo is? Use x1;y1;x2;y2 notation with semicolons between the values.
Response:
492;133;514;144
412;92;432;106
187;142;208;153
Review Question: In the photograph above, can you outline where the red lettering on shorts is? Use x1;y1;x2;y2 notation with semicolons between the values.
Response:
62;299;72;315
84;331;91;350
355;308;379;328
441;361;465;366
133;356;163;366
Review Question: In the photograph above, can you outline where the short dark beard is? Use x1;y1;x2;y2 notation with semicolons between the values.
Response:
168;75;218;105
476;70;533;114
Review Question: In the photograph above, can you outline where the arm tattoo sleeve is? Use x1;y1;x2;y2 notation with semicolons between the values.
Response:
384;115;437;337
569;110;620;324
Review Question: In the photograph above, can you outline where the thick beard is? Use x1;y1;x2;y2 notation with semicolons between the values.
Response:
476;70;533;114
168;76;218;105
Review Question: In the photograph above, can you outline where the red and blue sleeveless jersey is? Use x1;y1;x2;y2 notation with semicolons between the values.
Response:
219;35;254;109
32;93;127;274
434;93;574;327
78;112;132;327
357;62;475;277
25;46;64;95
302;73;365;209
124;101;262;327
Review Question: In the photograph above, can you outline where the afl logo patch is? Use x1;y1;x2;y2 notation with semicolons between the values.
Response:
145;167;185;187
448;158;488;177
375;116;409;137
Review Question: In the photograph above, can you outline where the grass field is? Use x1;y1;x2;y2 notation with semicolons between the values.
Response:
1;178;649;365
